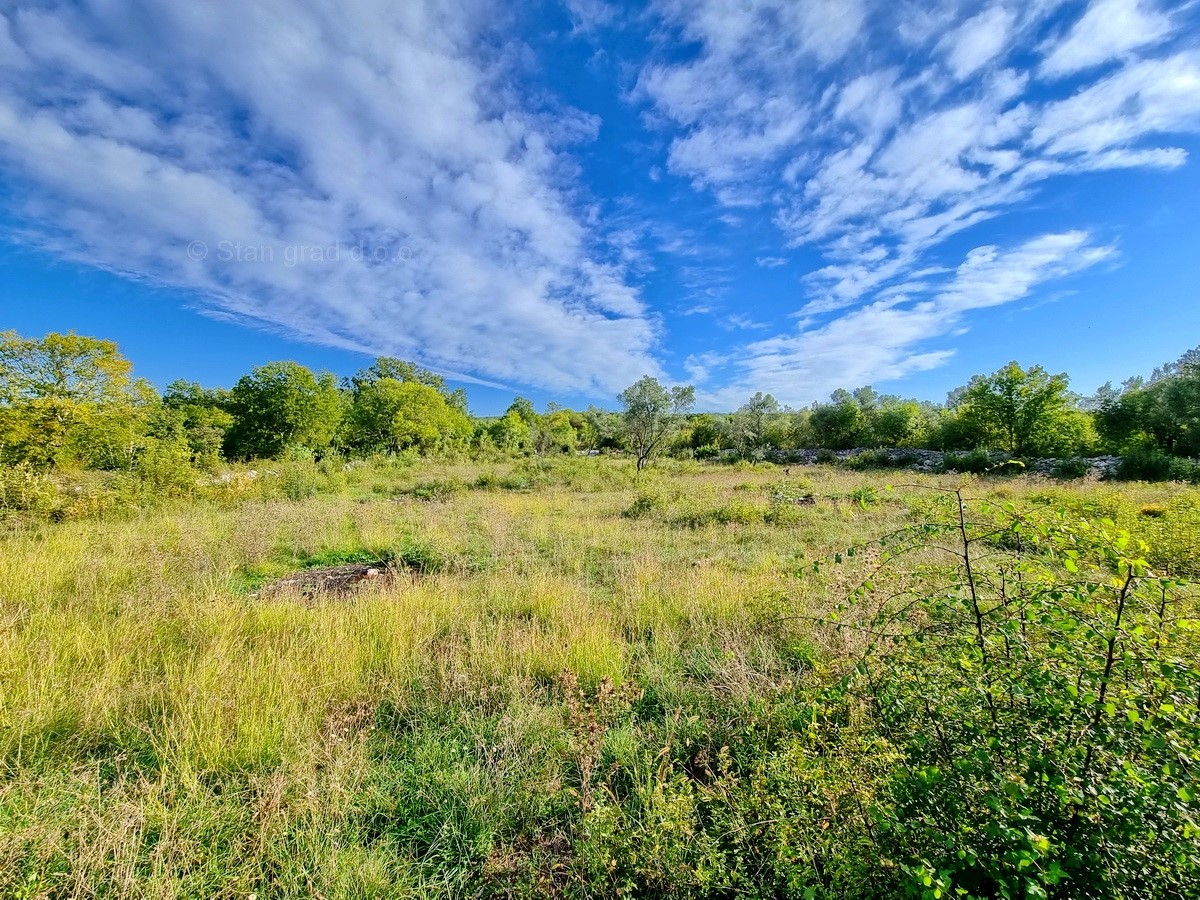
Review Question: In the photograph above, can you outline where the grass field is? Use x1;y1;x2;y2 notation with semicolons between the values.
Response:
2;457;1198;898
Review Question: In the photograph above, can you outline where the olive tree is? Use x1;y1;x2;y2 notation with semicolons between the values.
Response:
618;376;695;470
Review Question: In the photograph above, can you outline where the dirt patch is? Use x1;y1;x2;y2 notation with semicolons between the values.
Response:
257;562;396;599
770;491;816;505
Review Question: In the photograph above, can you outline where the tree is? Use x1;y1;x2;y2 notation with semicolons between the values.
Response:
0;330;139;467
583;405;625;451
618;376;695;470
954;362;1078;456
685;413;726;454
808;391;865;449
385;381;472;454
343;378;411;453
1097;346;1200;457
506;397;538;426
163;380;233;462
224;362;344;459
733;392;780;456
349;357;467;412
484;410;531;453
872;400;930;448
529;408;578;456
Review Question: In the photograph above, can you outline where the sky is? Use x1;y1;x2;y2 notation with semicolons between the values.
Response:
0;0;1198;415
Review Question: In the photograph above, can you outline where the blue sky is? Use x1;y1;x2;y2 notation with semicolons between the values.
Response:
0;0;1198;415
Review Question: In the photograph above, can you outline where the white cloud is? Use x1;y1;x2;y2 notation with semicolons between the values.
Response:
563;0;618;33
1041;0;1173;78
724;314;769;330
641;0;1198;400
755;256;787;268
1032;53;1200;161
0;0;661;395
942;5;1016;79
697;232;1113;408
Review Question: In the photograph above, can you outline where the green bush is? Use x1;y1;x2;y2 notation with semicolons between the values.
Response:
0;463;61;514
764;500;807;525
622;490;667;519
672;499;768;527
130;441;197;496
408;476;469;501
844;449;921;470
942;448;996;474
822;493;1200;898
278;462;324;500
1116;447;1200;483
1050;457;1091;480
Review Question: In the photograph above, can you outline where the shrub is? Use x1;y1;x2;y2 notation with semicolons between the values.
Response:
1116;447;1200;483
821;492;1200;898
408;476;469;501
942;448;995;474
279;461;324;500
847;485;880;508
844;449;922;470
672;498;768;527
1116;447;1177;481
1050;457;1091;480
0;463;60;514
764;500;806;526
622;490;667;519
130;441;197;496
764;479;814;501
393;534;452;573
712;499;765;524
843;448;891;470
496;461;556;491
473;471;502;490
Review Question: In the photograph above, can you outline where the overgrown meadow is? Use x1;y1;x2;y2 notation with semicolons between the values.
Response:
2;455;1197;899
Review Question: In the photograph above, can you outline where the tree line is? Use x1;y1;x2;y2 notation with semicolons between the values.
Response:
1;330;1197;478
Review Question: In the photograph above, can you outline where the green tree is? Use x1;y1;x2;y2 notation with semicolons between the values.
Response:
343;378;410;453
530;407;577;456
871;400;931;448
163;380;233;462
1097;348;1200;457
583;405;625;451
0;330;140;467
618;376;695;470
485;410;531;453
955;362;1080;456
685;413;726;455
808;391;865;449
733;392;780;456
224;362;344;459
349;357;467;412
385;381;472;454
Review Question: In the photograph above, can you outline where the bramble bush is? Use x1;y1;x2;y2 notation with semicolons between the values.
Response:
817;488;1200;899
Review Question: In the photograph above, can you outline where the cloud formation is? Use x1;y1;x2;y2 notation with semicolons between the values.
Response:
642;0;1199;404
695;231;1114;409
0;0;660;394
0;0;1196;408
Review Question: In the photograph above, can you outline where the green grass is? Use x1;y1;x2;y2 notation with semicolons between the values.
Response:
0;457;1197;898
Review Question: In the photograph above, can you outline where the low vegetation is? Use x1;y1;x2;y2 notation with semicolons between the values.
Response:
1;457;1197;898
